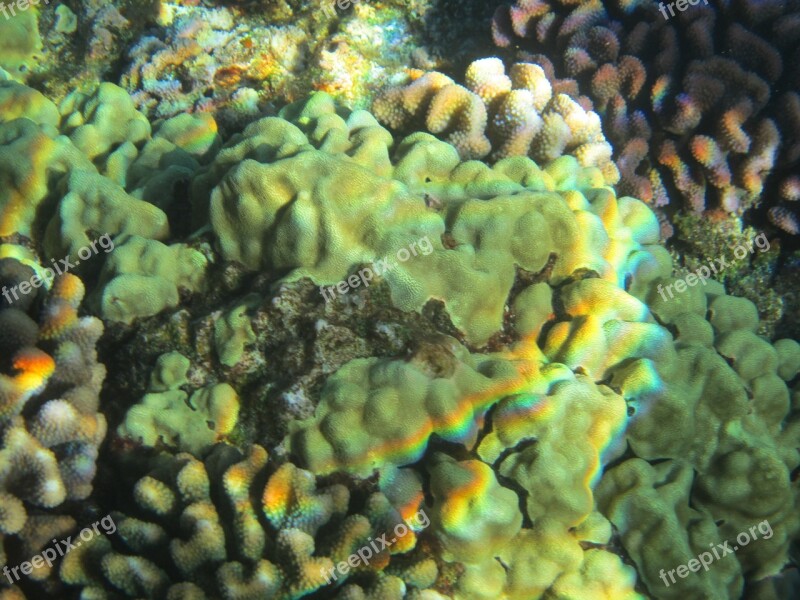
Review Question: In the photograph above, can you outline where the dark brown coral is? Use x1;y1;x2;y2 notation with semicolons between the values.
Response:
492;0;800;226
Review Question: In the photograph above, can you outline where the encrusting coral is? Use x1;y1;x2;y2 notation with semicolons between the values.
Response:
491;0;800;222
0;71;797;600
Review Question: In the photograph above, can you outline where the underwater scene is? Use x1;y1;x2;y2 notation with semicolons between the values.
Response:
1;0;799;598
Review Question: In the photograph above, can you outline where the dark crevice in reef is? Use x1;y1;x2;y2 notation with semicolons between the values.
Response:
98;270;472;458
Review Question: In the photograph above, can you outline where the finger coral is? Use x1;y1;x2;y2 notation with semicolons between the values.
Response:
492;0;800;223
373;58;618;183
60;445;436;599
0;268;105;582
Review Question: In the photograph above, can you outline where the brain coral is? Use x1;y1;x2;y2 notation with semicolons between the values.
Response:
492;0;800;220
0;77;796;600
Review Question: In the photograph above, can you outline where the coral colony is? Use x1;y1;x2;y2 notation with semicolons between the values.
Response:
0;1;798;600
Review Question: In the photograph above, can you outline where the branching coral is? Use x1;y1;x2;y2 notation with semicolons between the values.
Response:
60;445;434;599
0;267;105;582
492;0;800;220
373;58;618;184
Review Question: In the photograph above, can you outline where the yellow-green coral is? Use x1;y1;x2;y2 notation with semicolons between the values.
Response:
214;300;258;368
92;236;207;324
427;454;522;563
0;9;42;80
205;93;658;346
117;352;239;453
0;80;216;324
290;342;521;476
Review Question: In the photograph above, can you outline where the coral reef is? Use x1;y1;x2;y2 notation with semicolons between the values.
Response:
491;0;800;220
0;54;797;600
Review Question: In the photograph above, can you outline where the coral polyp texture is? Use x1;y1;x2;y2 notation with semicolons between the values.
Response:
59;445;438;599
373;57;619;185
0;53;797;600
491;0;800;221
0;265;106;585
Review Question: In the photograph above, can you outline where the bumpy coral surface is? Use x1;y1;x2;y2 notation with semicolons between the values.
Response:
492;0;800;221
0;264;106;585
0;45;797;600
60;445;436;599
373;57;619;184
